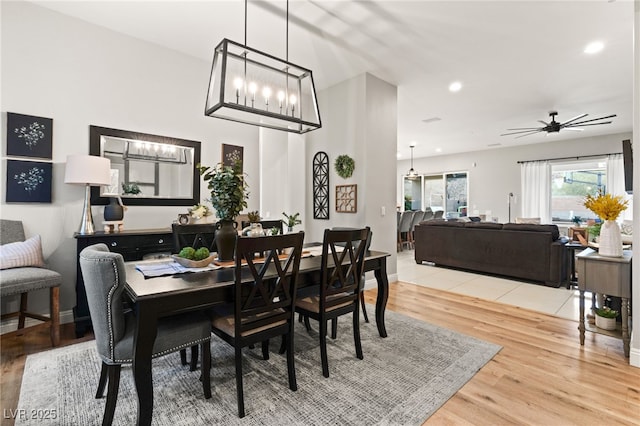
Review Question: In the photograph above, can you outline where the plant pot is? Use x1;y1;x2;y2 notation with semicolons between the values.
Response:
215;220;237;261
104;197;124;221
598;220;622;257
595;314;617;330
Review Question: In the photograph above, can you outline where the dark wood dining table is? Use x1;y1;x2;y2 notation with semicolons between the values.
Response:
124;249;391;426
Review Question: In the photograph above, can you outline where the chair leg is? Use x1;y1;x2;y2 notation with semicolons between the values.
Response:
180;349;188;366
261;340;270;360
331;318;337;339
286;331;297;391
201;341;212;399
96;362;108;398
18;293;28;330
278;335;286;354
353;309;363;360
50;287;60;346
360;291;369;323
103;364;121;426
319;319;329;378
189;345;199;371
234;346;245;418
303;315;312;333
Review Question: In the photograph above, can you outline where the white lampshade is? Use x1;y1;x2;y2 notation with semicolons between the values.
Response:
64;155;111;186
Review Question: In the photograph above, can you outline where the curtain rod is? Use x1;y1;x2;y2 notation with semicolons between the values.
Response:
517;152;622;164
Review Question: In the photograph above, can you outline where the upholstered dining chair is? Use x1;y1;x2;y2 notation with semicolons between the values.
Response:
295;227;370;378
79;244;212;426
397;211;414;251
209;232;304;418
433;210;444;220
0;219;61;347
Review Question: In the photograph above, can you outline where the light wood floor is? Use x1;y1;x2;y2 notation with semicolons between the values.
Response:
1;281;638;426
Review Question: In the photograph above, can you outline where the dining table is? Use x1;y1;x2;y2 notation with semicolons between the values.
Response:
124;247;391;425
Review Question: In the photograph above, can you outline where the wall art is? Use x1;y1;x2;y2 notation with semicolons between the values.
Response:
336;184;357;213
313;151;330;219
221;143;244;173
6;112;53;159
6;160;52;203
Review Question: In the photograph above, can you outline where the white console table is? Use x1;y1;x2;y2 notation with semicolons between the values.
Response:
576;248;632;357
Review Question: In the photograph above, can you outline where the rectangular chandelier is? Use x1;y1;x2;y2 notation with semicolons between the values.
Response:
204;38;321;134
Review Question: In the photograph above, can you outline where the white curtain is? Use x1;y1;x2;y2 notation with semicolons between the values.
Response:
520;161;551;223
606;153;633;221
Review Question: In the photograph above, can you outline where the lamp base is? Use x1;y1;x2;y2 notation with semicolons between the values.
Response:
77;184;96;235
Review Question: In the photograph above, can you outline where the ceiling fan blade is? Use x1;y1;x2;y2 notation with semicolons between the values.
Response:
514;131;543;139
538;120;549;126
560;113;588;126
501;129;543;136
565;121;613;128
562;128;584;132
564;114;617;126
505;127;543;131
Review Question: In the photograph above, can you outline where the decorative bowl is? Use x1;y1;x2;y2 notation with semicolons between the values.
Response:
172;254;216;268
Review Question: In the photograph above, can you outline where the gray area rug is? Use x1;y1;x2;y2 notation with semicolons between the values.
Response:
17;309;500;425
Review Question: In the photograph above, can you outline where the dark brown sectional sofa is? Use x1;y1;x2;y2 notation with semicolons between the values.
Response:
413;220;568;287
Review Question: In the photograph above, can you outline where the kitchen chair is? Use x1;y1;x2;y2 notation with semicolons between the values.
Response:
209;232;304;418
79;244;211;426
397;211;414;251
433;210;444;220
409;211;426;248
295;227;369;378
0;219;60;347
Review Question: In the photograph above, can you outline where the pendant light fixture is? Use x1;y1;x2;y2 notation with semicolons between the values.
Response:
406;143;418;179
204;0;321;134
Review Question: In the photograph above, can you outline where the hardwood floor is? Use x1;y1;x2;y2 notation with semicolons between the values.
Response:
2;281;638;425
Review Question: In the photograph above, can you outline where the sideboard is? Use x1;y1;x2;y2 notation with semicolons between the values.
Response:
74;228;173;337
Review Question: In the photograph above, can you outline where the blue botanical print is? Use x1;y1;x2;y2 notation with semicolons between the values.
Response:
14;122;46;150
14;167;45;192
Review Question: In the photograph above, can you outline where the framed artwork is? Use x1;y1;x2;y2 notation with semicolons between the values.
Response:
221;144;243;172
313;151;330;219
6;112;53;159
336;184;357;213
6;160;52;203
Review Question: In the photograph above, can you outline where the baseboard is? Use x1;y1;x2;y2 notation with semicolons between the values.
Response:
363;273;398;290
0;309;74;335
630;347;640;368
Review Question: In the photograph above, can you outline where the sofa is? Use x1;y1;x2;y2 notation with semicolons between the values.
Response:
414;220;567;287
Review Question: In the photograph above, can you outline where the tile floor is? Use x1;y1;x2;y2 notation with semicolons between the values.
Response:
396;249;588;320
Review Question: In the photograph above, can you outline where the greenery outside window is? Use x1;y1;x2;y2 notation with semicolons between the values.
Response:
551;159;606;222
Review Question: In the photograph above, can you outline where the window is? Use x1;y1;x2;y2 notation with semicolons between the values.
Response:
551;159;606;222
403;172;468;217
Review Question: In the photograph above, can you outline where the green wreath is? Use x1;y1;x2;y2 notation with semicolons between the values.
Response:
334;155;355;179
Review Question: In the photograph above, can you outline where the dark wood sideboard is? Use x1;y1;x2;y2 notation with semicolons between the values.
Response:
74;228;173;337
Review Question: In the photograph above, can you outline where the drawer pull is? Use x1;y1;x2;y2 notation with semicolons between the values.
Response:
159;239;164;244
111;242;117;247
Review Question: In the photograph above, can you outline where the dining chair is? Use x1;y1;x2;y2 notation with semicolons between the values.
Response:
79;243;212;426
397;211;414;251
295;227;370;378
433;210;444;220
409;211;426;248
209;232;305;418
172;222;217;369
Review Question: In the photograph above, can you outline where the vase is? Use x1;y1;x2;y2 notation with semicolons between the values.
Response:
215;219;237;261
598;220;622;257
103;197;124;221
595;314;617;330
248;223;264;237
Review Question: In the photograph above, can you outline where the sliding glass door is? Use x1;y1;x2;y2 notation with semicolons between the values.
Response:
403;171;468;217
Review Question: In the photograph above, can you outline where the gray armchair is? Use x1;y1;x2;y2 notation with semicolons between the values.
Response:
79;243;212;426
0;219;60;346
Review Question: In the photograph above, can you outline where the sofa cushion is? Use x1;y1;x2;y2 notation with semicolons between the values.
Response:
418;220;466;227
502;223;560;241
464;222;504;230
0;235;45;270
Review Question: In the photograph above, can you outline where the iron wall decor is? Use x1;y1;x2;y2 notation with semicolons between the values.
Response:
336;184;357;213
313;151;329;219
221;143;244;173
6;112;53;159
6;159;52;203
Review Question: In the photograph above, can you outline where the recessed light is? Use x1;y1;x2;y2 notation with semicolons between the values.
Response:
397;152;401;158
449;81;462;92
435;148;442;153
584;41;604;54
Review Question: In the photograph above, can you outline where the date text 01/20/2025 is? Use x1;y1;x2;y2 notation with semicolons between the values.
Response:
3;409;58;421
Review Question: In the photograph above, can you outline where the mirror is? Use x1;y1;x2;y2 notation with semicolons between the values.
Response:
90;126;201;206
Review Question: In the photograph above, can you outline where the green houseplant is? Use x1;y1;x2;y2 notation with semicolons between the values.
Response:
594;306;618;330
282;212;302;233
197;160;248;261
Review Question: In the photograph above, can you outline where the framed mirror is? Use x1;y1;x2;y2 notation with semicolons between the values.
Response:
89;126;201;206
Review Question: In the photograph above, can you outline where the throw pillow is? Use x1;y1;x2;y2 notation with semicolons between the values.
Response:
0;235;45;270
621;220;633;235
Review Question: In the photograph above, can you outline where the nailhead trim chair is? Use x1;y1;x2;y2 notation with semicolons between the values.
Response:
79;243;211;426
0;219;60;346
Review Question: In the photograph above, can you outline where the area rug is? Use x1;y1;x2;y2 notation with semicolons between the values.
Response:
16;309;501;425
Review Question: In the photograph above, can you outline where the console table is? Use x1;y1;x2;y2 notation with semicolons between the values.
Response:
74;228;173;337
576;248;632;357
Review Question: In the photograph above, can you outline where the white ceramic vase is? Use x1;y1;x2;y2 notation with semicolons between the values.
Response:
598;220;623;257
595;314;617;330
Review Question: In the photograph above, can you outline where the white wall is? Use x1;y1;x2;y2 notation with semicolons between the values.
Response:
398;132;632;223
0;1;260;317
629;0;639;368
306;73;397;275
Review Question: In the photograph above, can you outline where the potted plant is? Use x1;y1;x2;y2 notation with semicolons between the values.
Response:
594;306;618;330
197;160;248;261
245;210;264;237
583;191;629;257
282;212;302;233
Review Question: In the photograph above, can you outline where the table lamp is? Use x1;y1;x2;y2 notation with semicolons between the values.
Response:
64;155;111;235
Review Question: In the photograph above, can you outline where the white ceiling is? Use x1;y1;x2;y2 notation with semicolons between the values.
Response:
30;0;635;159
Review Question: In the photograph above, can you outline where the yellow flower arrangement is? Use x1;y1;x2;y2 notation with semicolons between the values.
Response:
583;191;629;221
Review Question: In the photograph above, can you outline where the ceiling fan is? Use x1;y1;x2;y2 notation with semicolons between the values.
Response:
501;111;616;139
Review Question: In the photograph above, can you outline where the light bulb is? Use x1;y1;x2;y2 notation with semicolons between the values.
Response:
289;94;297;105
233;77;244;90
249;82;257;95
262;86;272;101
277;91;285;102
